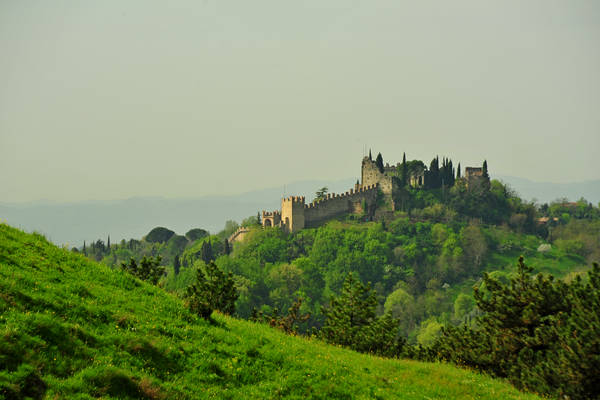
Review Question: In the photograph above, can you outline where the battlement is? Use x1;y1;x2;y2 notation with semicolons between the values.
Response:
281;195;306;204
262;210;281;217
305;184;378;209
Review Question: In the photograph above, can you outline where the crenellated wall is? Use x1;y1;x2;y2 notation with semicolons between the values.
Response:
261;185;378;232
303;185;378;228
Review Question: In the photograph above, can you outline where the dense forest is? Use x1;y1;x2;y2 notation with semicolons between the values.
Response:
76;156;600;399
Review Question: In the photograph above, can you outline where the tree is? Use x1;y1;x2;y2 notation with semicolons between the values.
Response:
401;152;407;186
186;261;239;319
369;148;372;160
456;163;461;179
320;273;404;357
185;228;209;242
430;257;600;400
482;160;489;179
223;239;231;255
200;240;213;264
107;235;110;250
145;227;175;243
375;152;384;173
173;255;181;275
315;187;329;201
121;256;165;285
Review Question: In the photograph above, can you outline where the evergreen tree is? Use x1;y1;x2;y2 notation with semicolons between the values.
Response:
320;273;404;357
121;256;165;285
83;241;86;256
369;149;372;160
224;238;231;255
173;255;181;275
256;211;261;226
482;160;489;179
200;240;213;264
401;152;407;186
430;257;600;400
186;261;239;319
375;152;384;173
456;163;461;179
107;235;110;250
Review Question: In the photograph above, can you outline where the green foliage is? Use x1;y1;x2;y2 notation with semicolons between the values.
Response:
315;186;329;201
0;224;542;399
430;257;600;400
185;228;209;242
145;227;175;243
121;256;165;285
186;261;239;319
251;298;310;335
320;273;404;357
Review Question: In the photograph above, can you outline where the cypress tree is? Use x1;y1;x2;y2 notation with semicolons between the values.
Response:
375;152;384;173
369;149;372;160
201;240;213;264
174;255;181;275
107;235;110;250
457;163;461;179
402;152;407;186
482;160;489;179
224;238;231;255
83;241;86;256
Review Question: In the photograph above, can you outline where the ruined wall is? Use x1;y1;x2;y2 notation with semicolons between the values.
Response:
303;185;378;228
361;157;394;195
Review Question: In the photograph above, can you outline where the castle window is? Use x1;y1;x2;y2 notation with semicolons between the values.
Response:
264;219;272;227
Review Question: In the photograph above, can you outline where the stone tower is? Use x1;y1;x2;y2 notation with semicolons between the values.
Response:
281;196;306;233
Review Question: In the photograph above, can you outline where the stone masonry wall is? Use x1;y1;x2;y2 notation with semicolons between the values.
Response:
303;185;378;228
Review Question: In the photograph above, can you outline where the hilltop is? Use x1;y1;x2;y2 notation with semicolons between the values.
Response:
0;223;541;399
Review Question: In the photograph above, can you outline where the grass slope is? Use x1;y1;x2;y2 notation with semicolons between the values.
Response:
0;224;541;399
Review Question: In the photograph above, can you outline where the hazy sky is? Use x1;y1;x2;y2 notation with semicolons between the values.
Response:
1;1;599;202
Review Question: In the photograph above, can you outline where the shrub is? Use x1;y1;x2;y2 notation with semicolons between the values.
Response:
186;262;239;319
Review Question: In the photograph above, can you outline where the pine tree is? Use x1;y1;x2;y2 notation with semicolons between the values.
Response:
121;256;165;285
320;273;404;356
186;261;239;319
375;152;384;173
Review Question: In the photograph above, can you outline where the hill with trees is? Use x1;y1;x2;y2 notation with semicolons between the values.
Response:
0;223;542;399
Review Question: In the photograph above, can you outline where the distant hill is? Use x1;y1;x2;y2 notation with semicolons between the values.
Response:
0;223;541;399
0;179;355;246
494;175;600;205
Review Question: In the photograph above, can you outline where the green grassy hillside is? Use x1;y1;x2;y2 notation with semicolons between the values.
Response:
0;224;541;399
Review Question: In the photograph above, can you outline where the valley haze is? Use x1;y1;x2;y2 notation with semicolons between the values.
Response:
1;176;598;246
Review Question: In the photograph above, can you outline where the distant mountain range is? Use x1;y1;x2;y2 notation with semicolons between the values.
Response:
1;176;598;246
493;175;600;205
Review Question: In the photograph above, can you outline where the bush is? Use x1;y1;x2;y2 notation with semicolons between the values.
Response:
186;262;239;319
429;257;600;400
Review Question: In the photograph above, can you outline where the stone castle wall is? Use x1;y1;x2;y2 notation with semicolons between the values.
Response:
303;185;378;228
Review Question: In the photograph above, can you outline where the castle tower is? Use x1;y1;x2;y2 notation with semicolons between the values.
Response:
281;196;305;233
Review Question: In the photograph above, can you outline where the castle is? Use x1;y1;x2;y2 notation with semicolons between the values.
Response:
259;155;428;234
226;154;486;240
